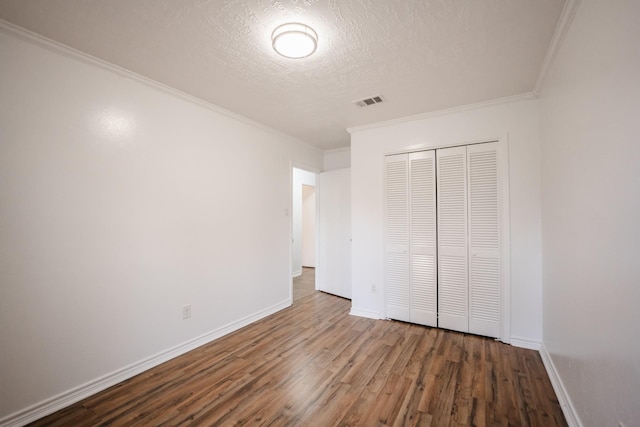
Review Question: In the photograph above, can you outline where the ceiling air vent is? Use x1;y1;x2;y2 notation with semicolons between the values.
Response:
354;95;384;107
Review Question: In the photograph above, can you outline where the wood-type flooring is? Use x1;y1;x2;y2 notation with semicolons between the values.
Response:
293;267;316;302
29;268;566;426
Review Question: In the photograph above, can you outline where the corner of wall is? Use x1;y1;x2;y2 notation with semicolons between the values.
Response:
538;344;583;427
322;147;351;171
533;0;582;93
349;307;383;320
509;336;541;350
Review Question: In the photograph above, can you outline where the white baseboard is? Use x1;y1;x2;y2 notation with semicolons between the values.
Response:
510;336;541;350
539;343;583;427
292;270;302;278
349;307;383;320
0;300;291;427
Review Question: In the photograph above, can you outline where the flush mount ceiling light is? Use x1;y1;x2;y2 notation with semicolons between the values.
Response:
271;23;318;59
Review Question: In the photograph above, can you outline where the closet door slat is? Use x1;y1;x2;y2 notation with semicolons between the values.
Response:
409;151;437;326
437;146;469;333
467;142;501;338
384;154;410;322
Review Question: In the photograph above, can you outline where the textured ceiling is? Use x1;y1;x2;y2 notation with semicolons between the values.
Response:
0;0;565;150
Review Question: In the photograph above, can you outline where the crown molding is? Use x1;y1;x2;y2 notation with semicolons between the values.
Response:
347;92;536;134
533;0;582;94
323;146;351;154
0;19;322;155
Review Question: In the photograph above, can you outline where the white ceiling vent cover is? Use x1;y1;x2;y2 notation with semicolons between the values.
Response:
354;95;384;107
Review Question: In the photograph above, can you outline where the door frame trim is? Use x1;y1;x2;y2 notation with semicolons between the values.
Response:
290;162;320;305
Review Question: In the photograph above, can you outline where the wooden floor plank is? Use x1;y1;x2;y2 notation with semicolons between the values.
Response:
29;269;566;426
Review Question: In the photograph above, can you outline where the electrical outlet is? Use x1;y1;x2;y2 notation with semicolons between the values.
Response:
182;304;191;320
372;284;376;293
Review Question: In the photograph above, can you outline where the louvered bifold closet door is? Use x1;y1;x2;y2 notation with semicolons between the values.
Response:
385;154;410;322
436;146;469;333
467;142;501;338
409;151;437;326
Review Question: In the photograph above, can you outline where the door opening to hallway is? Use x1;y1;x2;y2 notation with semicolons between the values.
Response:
293;267;316;302
292;167;317;304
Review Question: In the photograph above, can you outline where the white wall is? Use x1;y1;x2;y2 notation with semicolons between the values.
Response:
538;0;640;425
323;147;351;171
301;185;316;267
349;96;543;344
291;168;316;276
0;26;322;422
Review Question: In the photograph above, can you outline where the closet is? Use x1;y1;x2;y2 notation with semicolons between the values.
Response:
384;142;502;338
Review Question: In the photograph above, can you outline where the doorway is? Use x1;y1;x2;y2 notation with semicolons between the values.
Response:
301;185;316;269
292;167;317;303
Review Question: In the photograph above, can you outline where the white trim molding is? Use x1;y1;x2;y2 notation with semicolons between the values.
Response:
498;135;511;344
533;0;582;94
349;307;383;320
0;300;291;427
322;146;350;155
539;343;583;427
347;93;536;135
510;336;541;350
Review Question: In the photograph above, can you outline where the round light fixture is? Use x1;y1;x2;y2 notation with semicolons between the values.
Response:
271;23;318;59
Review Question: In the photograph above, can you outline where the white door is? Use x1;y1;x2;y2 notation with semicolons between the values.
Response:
467;142;501;338
384;152;437;327
316;168;351;299
384;154;410;322
436;146;469;333
384;143;502;338
409;151;437;326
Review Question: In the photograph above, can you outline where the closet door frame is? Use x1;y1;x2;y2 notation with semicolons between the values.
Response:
382;136;511;343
